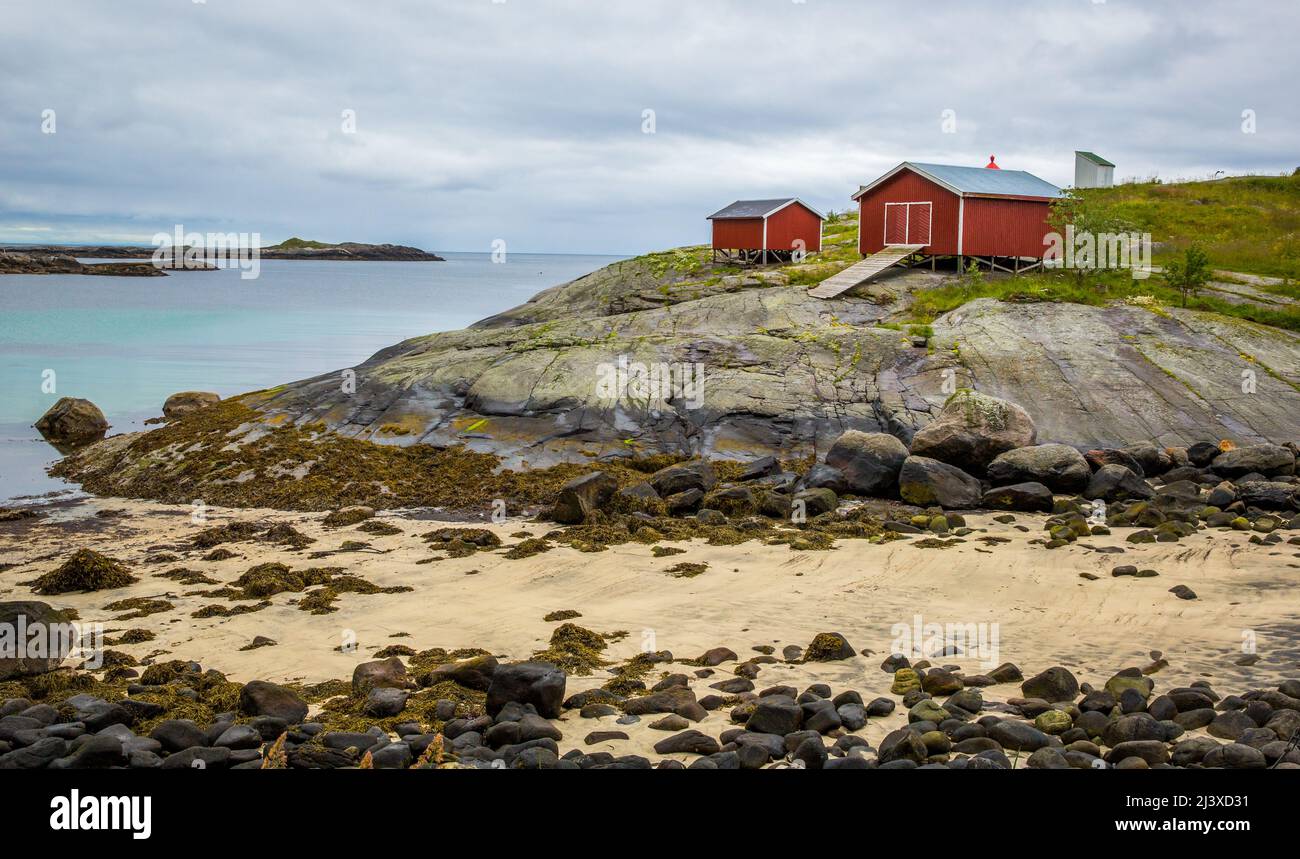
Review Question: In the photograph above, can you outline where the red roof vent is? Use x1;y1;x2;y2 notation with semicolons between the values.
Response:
985;155;1000;169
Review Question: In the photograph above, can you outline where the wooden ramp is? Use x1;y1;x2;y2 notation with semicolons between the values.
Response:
808;245;924;299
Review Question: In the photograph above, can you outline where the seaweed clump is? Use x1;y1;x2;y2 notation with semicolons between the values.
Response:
530;623;609;675
503;538;552;560
665;562;708;578
543;609;582;622
103;597;174;620
32;549;138;595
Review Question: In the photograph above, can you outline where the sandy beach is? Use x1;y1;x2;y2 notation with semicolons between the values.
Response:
4;497;1296;765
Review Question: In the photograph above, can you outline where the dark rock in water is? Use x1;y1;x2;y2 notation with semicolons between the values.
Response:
653;730;720;756
980;482;1053;512
825;430;908;496
486;662;567;719
34;397;108;446
801;463;847;494
1020;666;1079;703
1212;443;1295;479
351;657;411;696
908;390;1036;474
426;654;498;691
551;471;617;524
649;460;716;497
1169;584;1197;600
0;602;76;680
239;680;308;723
1084;464;1154;502
987;443;1091;494
162;391;220;419
899;455;982;509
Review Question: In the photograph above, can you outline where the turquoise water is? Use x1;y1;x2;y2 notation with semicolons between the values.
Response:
0;252;621;502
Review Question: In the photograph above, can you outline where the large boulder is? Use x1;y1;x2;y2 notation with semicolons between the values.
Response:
33;397;108;446
824;431;908;496
980;482;1053;512
898;456;982;509
986;444;1091;493
1020;666;1079;703
1084;464;1154;502
485;661;567;719
908;390;1036;474
351;657;411;696
425;654;498;691
238;680;308;723
550;471;617;524
162;391;221;419
0;601;76;680
648;461;716;497
1212;444;1296;478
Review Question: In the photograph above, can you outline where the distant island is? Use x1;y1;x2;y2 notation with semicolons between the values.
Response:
0;238;444;275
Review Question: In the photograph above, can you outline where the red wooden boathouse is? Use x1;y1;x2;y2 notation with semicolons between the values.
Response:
707;197;825;264
851;161;1063;266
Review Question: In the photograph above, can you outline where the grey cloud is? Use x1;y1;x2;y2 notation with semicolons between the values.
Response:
1;0;1294;253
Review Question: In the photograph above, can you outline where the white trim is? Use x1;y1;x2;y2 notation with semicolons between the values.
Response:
957;196;965;256
762;218;768;253
762;197;827;221
852;162;965;201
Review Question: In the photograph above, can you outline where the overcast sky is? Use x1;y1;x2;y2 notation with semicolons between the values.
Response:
2;0;1295;254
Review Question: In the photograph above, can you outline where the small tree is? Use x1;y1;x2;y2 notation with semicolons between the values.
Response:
1162;245;1211;307
1048;190;1133;290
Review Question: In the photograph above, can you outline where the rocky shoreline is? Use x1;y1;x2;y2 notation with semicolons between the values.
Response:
0;241;444;264
0;251;170;277
4;383;1299;770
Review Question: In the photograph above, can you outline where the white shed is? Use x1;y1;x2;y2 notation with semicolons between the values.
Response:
1074;151;1115;188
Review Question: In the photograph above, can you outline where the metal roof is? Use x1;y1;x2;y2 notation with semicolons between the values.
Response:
707;198;825;220
1076;150;1116;168
852;162;1065;201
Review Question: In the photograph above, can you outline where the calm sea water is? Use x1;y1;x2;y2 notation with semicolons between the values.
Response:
0;252;622;503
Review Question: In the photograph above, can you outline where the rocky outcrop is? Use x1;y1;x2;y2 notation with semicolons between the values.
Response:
47;255;1300;497
0;251;165;277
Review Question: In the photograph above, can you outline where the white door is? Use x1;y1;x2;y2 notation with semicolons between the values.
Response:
883;201;932;246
